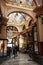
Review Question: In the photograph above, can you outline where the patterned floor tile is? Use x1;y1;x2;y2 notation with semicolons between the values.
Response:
0;53;39;65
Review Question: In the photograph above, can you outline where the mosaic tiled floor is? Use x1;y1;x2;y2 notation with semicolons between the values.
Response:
0;53;39;65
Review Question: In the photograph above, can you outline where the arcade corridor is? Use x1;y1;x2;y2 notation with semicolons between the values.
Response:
0;53;39;65
0;0;43;65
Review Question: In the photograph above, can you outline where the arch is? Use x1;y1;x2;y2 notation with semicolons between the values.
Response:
6;8;36;33
8;11;34;21
13;26;18;31
7;26;18;31
8;12;26;21
6;6;36;24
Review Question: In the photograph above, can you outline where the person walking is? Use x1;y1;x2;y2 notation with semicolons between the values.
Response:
13;44;18;58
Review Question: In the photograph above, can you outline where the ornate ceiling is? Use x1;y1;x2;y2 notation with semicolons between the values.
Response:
0;0;43;38
4;0;43;6
7;13;31;26
4;0;34;5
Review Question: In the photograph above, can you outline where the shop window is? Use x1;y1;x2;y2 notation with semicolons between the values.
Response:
0;8;2;27
0;40;7;56
0;40;3;56
40;15;43;24
41;17;43;24
33;25;38;54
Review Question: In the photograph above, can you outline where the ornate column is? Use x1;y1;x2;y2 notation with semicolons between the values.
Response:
37;16;43;56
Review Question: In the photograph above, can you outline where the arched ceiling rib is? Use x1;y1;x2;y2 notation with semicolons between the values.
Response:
7;10;36;22
7;11;36;38
7;26;18;31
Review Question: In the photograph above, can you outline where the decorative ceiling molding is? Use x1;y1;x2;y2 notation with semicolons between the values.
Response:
8;11;35;21
4;0;36;6
6;3;35;11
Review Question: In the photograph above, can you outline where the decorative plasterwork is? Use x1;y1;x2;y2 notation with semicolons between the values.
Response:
7;13;31;26
4;0;35;6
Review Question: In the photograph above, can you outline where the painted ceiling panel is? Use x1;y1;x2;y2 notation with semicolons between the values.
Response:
4;0;43;6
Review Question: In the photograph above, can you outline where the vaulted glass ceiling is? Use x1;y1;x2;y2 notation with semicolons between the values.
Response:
8;13;24;23
7;12;31;26
27;0;33;5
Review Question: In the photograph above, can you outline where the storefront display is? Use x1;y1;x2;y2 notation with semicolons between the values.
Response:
0;39;7;56
33;25;38;54
0;40;3;56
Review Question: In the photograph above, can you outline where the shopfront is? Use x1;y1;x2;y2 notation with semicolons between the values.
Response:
0;39;7;56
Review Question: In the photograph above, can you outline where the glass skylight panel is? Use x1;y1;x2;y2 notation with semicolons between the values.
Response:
27;0;33;5
15;13;23;23
8;13;24;23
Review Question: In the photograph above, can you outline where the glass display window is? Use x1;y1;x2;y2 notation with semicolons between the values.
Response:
0;40;7;56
